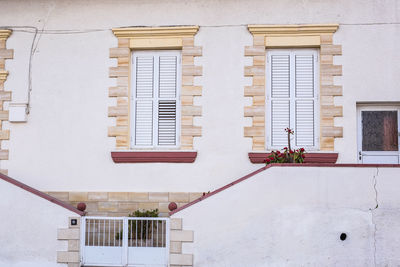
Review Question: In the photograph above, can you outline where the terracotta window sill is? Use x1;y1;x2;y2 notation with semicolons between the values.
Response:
111;151;197;163
248;152;338;164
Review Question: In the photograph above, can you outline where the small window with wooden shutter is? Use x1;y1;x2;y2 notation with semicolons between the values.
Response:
131;51;181;148
266;49;319;150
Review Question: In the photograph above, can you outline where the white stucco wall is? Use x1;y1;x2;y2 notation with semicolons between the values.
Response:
172;166;400;266
0;178;78;267
0;0;399;191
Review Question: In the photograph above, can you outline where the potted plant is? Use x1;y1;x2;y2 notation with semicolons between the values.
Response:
265;128;306;164
116;209;160;246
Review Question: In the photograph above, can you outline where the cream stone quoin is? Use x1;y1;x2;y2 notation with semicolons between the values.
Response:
108;26;202;150
0;30;13;175
244;24;343;151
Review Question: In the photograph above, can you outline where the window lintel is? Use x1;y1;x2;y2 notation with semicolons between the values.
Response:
248;24;339;48
112;26;199;49
112;26;199;39
247;24;339;36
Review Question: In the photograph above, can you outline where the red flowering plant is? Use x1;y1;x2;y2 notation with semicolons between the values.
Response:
265;128;306;165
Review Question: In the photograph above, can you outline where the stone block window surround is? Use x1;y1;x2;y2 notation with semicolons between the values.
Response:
0;30;13;174
109;26;202;163
244;24;343;161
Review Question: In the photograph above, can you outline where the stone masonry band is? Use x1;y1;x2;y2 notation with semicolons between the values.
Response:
46;191;203;217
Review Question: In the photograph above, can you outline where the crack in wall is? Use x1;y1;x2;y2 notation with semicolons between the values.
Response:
370;167;379;267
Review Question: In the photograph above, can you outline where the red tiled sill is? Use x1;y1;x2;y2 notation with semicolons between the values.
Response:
248;152;338;164
111;151;197;163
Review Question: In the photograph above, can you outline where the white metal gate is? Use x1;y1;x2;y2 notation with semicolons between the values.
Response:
81;217;169;267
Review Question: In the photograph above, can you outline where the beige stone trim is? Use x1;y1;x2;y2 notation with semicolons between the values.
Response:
130;38;182;49
57;217;81;265
248;24;339;35
0;71;8;81
265;35;320;48
245;24;343;151
46;191;203;217
58;228;80;240
0;30;12;174
57;251;79;263
170;254;193;266
170;218;194;266
109;26;202;150
112;26;199;38
0;30;12;40
170;230;194;242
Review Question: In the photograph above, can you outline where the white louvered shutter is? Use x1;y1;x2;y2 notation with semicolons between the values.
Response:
270;54;291;146
134;56;154;146
267;50;318;149
132;52;180;148
158;56;178;146
295;54;316;147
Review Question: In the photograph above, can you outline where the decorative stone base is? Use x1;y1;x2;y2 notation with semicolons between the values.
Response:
170;218;194;266
57;217;81;265
46;191;203;217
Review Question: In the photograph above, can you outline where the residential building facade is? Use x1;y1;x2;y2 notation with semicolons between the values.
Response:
0;0;399;266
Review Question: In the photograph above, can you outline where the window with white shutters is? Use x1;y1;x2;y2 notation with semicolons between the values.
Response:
266;49;319;150
131;51;180;148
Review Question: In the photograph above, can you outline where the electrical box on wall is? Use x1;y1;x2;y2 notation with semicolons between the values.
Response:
9;103;28;122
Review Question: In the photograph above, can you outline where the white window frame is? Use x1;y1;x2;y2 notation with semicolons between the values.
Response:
266;49;320;151
357;104;400;163
130;50;181;149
